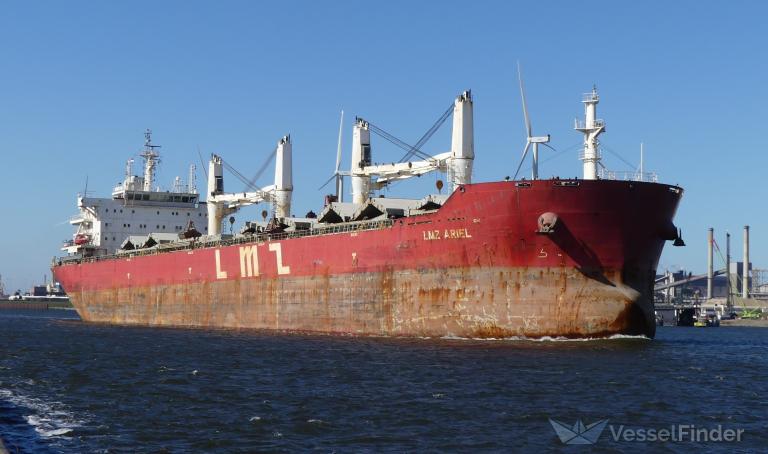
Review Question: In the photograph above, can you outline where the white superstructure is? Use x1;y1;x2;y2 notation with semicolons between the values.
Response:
63;131;208;256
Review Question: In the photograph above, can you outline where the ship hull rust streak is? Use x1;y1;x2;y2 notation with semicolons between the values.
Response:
54;180;682;339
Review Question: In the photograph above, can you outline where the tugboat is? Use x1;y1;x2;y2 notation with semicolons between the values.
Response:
693;308;720;327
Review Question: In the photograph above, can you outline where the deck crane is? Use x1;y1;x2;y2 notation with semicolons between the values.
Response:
349;91;474;204
206;135;292;235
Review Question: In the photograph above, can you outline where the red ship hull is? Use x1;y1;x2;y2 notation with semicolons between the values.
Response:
53;179;682;338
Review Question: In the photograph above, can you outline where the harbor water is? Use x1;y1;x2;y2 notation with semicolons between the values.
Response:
0;309;766;452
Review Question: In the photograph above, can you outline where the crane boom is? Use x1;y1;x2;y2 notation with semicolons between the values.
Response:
209;185;276;208
355;151;452;188
206;135;292;235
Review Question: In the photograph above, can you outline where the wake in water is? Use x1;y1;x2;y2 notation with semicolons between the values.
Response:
0;388;83;438
440;333;651;342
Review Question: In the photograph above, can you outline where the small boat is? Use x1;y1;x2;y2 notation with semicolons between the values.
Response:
74;233;91;245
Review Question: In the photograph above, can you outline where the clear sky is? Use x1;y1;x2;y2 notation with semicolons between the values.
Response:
1;1;766;292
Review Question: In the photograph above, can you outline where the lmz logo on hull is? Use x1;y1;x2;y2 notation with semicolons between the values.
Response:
422;228;472;241
215;243;291;279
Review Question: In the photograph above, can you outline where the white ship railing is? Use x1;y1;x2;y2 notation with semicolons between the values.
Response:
578;149;602;160
598;168;658;183
574;119;605;130
58;218;396;265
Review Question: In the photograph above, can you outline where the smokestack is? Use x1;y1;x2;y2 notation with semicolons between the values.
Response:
707;228;713;300
743;225;750;298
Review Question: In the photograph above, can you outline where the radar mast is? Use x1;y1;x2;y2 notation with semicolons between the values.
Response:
140;129;161;191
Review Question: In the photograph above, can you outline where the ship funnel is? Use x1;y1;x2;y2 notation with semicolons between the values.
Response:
274;135;293;219
350;118;372;204
449;90;474;191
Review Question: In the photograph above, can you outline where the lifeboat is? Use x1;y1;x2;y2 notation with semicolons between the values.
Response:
73;233;90;245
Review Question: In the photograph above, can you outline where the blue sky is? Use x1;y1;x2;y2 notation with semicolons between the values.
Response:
1;1;766;291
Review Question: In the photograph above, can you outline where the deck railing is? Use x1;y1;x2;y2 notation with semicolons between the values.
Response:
58;218;395;266
598;168;659;183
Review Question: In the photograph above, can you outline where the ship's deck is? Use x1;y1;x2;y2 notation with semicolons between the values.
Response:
57;217;397;266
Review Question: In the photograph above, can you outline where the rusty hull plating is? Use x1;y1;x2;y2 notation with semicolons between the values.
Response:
54;179;683;339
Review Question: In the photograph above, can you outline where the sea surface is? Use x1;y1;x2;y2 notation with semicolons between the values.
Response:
0;309;766;453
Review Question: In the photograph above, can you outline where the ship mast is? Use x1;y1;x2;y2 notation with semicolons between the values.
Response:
350;118;372;205
448;90;474;190
140;129;161;191
274;135;293;218
574;87;605;180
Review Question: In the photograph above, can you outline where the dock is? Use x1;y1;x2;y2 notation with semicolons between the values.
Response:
0;299;72;310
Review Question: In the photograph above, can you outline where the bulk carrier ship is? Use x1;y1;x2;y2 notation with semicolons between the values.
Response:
53;86;684;338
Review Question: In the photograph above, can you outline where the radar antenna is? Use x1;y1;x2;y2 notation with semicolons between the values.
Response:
140;129;162;191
